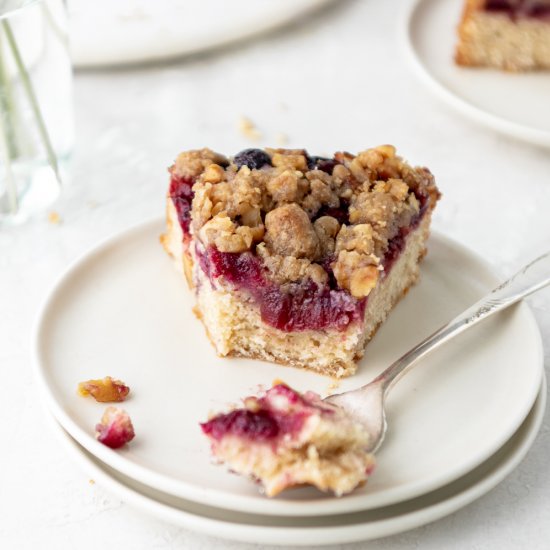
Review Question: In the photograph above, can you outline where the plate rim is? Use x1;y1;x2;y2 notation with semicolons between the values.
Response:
70;0;337;68
401;0;550;148
45;375;547;545
32;217;545;517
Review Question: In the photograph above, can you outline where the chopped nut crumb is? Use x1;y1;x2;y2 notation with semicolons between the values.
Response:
349;264;380;298
78;377;130;403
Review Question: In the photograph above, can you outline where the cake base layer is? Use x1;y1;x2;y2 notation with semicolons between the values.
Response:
456;8;550;71
185;213;432;378
210;435;373;497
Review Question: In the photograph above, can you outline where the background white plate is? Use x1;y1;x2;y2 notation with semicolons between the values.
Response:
47;378;546;546
68;0;336;68
33;219;544;516
403;0;550;147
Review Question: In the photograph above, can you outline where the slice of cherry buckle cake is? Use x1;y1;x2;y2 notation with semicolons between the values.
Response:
161;147;440;378
201;383;375;496
455;0;550;71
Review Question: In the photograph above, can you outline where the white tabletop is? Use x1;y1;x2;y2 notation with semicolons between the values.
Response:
1;0;549;548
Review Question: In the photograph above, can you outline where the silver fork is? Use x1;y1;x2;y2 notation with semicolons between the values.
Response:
325;251;550;453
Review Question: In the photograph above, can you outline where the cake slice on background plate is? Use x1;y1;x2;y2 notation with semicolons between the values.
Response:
161;146;439;378
455;0;550;71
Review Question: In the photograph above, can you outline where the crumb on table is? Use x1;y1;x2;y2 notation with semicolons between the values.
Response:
238;116;262;141
47;211;61;224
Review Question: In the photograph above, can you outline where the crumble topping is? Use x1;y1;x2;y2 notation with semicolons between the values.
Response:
172;148;228;180
170;146;439;298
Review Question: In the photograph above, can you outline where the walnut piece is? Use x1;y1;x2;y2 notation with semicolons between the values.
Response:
199;214;264;253
78;377;130;403
335;224;376;256
350;265;380;298
332;250;379;298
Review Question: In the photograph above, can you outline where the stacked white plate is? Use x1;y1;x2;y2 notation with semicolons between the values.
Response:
33;219;545;545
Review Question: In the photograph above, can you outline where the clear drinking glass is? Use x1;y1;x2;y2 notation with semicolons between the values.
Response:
0;0;73;225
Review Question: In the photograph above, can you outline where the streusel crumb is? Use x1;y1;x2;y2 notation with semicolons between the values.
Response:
238;116;262;141
47;211;61;224
171;146;439;295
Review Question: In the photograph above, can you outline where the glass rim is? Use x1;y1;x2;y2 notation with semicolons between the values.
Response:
0;0;41;21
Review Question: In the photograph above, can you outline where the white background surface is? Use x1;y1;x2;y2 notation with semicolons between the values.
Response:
1;0;549;548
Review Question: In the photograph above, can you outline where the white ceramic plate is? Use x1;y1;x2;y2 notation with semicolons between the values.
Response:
33;219;544;516
68;0;336;68
403;0;550;147
47;378;546;546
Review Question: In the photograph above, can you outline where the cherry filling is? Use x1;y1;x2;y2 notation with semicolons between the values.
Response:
201;406;312;444
484;0;550;18
200;384;316;443
260;282;363;332
198;246;365;332
201;409;280;442
169;174;195;238
383;191;429;274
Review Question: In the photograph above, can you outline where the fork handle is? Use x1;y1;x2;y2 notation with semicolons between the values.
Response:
375;251;550;394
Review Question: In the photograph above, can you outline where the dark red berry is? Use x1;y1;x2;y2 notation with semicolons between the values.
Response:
233;149;271;170
169;174;195;236
201;409;279;441
315;201;350;225
306;155;338;174
484;0;513;10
